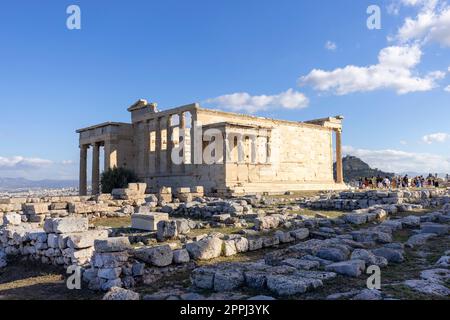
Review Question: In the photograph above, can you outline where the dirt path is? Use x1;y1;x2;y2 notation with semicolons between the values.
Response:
0;258;101;300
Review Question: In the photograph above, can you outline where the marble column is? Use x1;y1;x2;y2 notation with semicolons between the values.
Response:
155;117;161;173
143;121;150;177
166;116;173;173
190;112;200;165
92;143;100;195
335;129;343;184
179;112;186;171
79;145;88;196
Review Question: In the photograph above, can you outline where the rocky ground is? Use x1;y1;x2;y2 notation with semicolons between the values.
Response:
135;206;450;300
0;188;449;300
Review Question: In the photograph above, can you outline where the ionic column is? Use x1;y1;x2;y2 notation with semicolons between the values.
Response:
79;145;88;196
92;143;100;195
155;117;161;173
179;112;186;171
335;129;343;184
166;116;173;173
143;121;150;177
190;112;201;165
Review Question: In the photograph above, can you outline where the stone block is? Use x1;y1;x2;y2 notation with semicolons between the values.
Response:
223;240;237;256
128;183;147;193
50;217;89;234
214;269;244;292
67;230;109;249
131;212;169;231
248;238;263;251
102;287;140;300
344;213;367;225
325;260;366;277
94;237;131;253
3;213;21;226
290;228;310;240
134;244;173;267
173;249;190;264
234;237;249;253
98;267;122;280
266;275;322;296
23;203;50;214
156;220;178;241
420;223;449;235
176;187;191;194
93;251;129;268
50;202;68;210
159;186;172;194
186;237;223;260
190;267;215;289
47;233;59;248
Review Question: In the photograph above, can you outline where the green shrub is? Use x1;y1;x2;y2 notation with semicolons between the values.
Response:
100;167;139;194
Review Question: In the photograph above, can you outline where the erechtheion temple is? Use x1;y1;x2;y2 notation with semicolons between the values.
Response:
76;99;346;196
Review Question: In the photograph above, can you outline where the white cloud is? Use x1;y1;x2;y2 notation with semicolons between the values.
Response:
343;145;450;173
395;1;450;47
400;0;438;8
387;0;437;16
325;41;337;51
205;89;309;114
0;156;53;170
0;156;78;180
299;45;444;95
422;132;450;143
400;140;408;145
387;3;401;15
445;84;450;91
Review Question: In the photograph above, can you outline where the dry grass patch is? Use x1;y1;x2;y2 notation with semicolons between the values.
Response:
291;208;346;219
91;216;131;228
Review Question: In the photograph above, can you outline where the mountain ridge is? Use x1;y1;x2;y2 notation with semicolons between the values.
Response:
0;177;78;190
334;156;395;183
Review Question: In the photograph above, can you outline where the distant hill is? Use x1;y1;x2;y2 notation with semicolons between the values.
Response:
0;177;78;190
334;156;395;183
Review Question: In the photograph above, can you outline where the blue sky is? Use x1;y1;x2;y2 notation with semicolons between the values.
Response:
0;0;449;180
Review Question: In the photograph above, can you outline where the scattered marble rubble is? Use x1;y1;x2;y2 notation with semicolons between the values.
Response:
305;189;449;211
184;198;449;299
1;187;449;299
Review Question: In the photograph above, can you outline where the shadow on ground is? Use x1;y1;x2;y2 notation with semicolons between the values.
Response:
0;258;101;300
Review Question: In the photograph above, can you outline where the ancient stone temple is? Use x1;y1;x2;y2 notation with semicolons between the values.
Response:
76;99;346;196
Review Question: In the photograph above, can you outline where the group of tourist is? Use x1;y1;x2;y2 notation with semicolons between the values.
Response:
356;174;445;190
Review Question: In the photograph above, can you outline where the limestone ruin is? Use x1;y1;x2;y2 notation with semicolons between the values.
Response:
1;102;448;301
1;185;449;300
77;99;346;196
